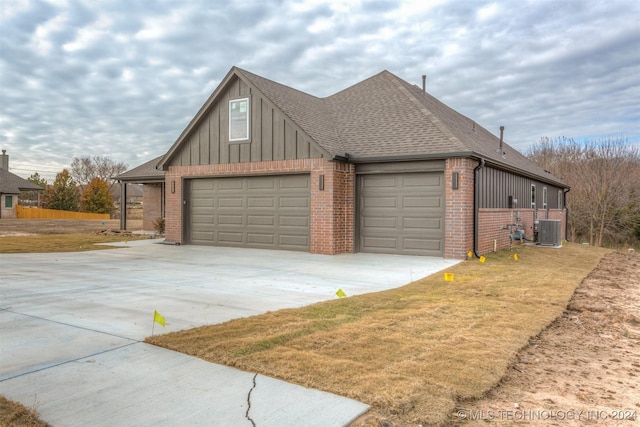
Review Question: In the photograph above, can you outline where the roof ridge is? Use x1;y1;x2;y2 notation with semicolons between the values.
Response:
384;71;468;152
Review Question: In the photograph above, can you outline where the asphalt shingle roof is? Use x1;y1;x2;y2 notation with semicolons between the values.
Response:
115;156;165;182
0;168;43;194
235;67;564;186
160;66;564;187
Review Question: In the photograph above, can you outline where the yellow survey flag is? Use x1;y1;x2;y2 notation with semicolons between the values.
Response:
514;253;519;261
153;310;166;327
467;251;473;259
479;256;486;264
444;272;454;282
336;288;347;298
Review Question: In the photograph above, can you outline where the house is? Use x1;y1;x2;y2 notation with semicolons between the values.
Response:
119;67;568;258
0;150;44;219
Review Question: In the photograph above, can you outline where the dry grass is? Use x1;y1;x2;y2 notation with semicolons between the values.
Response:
147;243;610;426
0;397;47;427
0;233;147;253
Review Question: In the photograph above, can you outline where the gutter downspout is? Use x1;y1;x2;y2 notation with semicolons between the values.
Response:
473;158;485;258
564;187;570;242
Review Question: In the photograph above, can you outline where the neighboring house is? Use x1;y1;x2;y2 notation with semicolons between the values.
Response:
115;156;165;230
122;66;568;258
0;150;44;219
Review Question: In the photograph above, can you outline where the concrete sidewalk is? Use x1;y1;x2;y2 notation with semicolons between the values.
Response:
0;241;459;426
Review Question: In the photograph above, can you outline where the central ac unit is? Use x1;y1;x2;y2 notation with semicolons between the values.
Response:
538;219;562;246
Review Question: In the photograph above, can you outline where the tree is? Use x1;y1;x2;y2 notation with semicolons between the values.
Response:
19;172;47;206
42;169;80;211
70;155;127;192
80;177;115;215
527;136;640;247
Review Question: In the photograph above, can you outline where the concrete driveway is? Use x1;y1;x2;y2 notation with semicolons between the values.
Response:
0;240;459;426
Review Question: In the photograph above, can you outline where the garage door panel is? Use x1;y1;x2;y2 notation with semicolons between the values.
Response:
279;175;309;189
248;215;274;226
219;180;245;191
189;175;309;251
218;197;244;208
279;215;308;227
280;196;309;208
363;176;397;189
248;197;275;208
247;233;274;244
362;237;398;251
363;217;398;229
403;238;441;251
363;197;397;208
218;215;244;225
359;172;444;256
280;235;309;247
217;231;244;243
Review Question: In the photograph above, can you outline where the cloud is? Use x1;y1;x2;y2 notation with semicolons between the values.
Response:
0;0;638;181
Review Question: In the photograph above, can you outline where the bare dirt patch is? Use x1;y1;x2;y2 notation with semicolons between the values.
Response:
0;218;142;236
455;251;640;426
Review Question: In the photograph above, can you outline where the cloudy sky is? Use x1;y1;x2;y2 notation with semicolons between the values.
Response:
1;0;639;181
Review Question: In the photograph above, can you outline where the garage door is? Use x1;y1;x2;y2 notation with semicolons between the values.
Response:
358;172;444;256
189;175;310;251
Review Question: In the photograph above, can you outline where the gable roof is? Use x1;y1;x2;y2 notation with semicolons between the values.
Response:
115;156;165;183
0;168;44;194
159;66;565;187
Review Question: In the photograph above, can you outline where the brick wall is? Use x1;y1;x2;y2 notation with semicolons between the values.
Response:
477;208;567;254
164;158;355;254
142;183;163;231
444;158;475;258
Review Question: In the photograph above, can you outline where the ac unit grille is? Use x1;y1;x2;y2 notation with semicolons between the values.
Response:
538;219;561;246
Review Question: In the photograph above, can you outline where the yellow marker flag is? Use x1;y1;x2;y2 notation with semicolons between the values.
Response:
467;251;473;259
153;310;166;327
444;272;454;282
336;288;347;298
479;256;486;264
514;253;519;261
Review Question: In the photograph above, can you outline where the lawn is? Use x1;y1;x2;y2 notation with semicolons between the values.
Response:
147;243;610;426
0;233;148;253
0;397;46;427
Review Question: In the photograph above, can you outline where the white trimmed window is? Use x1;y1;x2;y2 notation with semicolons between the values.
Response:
531;184;536;209
542;187;548;209
229;97;250;142
558;190;563;209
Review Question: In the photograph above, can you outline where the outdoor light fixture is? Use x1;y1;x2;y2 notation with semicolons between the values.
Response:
452;172;459;190
171;180;175;193
319;174;325;191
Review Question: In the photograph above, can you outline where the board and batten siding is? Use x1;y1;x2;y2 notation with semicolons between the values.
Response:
477;166;564;209
170;76;323;167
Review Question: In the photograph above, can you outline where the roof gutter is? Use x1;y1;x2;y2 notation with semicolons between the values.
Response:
333;151;475;163
473;157;485;258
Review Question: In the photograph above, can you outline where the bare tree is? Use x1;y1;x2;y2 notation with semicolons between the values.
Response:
70;155;127;192
527;136;640;247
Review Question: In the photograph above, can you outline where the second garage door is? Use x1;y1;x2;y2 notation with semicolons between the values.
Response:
358;172;444;256
188;175;310;251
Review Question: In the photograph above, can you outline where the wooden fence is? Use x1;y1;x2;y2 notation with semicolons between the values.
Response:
16;205;110;220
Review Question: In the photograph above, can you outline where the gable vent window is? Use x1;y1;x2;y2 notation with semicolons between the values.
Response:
229;97;250;142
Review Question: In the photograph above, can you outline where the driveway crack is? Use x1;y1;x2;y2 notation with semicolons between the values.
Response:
246;373;258;427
